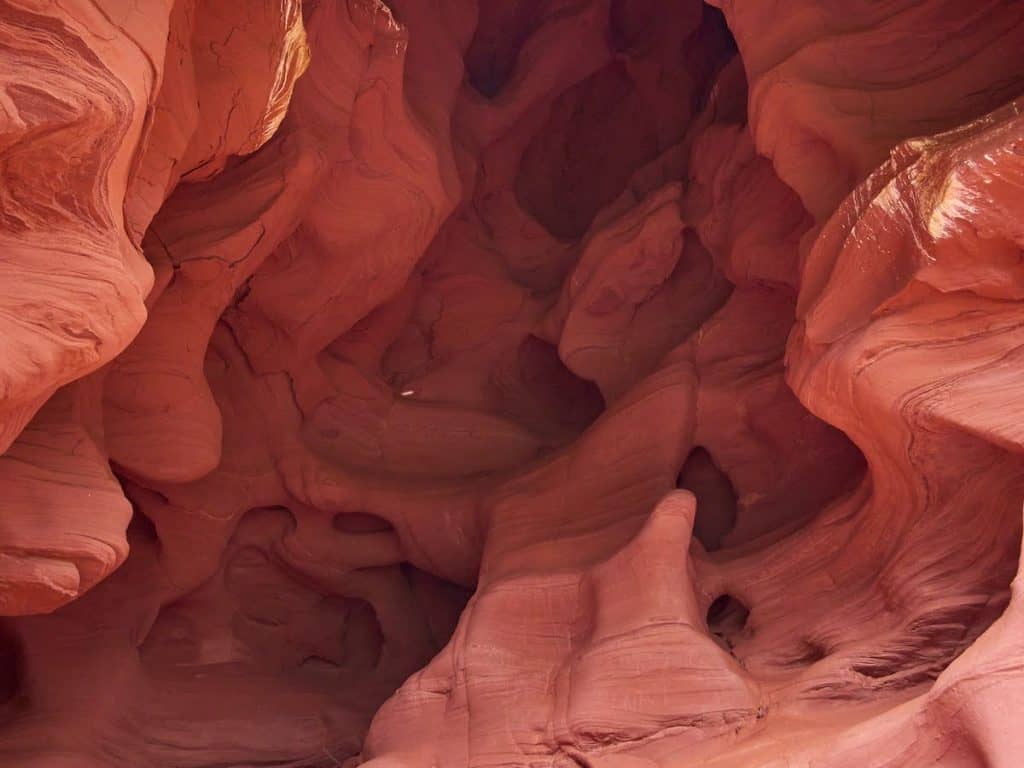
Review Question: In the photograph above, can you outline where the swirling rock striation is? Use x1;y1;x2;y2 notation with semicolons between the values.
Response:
0;1;1023;766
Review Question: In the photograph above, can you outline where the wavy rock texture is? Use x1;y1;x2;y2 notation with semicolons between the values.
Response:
0;1;1023;766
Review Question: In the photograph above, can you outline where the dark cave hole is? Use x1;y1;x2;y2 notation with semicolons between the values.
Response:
332;512;395;534
608;0;661;53
706;594;749;655
609;0;735;57
127;505;160;545
514;2;737;240
466;0;738;103
0;623;25;716
117;476;167;550
677;446;738;551
464;0;551;98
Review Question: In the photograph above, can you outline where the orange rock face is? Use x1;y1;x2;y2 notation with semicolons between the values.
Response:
1;1;1023;766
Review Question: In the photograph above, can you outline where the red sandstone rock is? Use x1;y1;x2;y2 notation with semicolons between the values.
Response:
1;1;1023;766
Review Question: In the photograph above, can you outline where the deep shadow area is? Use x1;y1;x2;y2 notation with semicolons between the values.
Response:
707;594;749;656
677;446;738;551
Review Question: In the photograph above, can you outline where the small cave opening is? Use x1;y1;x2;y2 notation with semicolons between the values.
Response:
677;446;738;552
512;1;737;240
706;594;750;656
464;0;551;98
126;504;161;546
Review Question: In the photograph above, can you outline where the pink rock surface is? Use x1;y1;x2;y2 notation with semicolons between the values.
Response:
1;1;1023;766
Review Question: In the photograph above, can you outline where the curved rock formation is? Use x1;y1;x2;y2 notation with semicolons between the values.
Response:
0;0;1023;766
